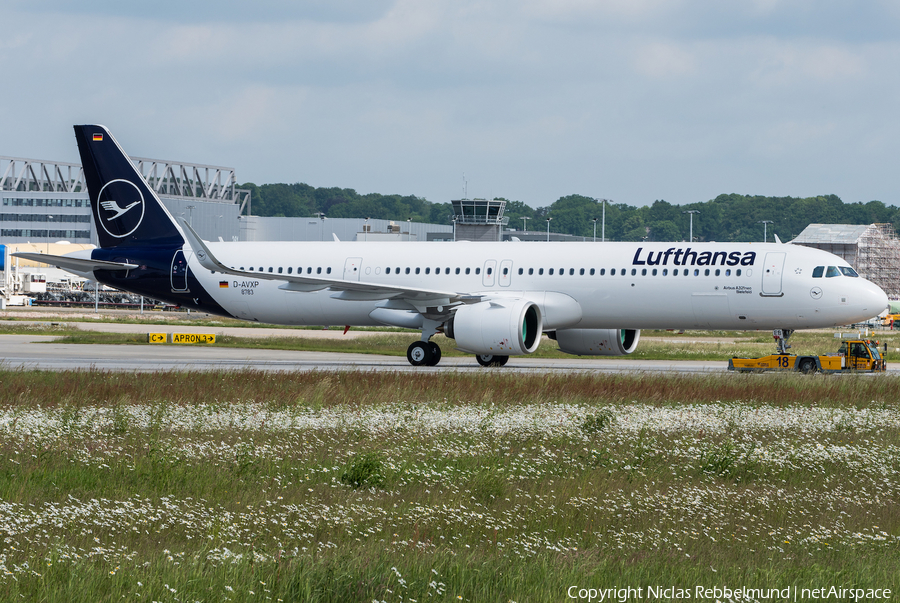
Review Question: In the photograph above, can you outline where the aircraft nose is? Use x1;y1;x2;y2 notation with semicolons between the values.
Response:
863;280;890;317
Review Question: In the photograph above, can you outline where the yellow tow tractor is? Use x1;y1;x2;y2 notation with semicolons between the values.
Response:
728;329;887;374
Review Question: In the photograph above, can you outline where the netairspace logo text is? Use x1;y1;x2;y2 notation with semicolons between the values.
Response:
566;585;893;602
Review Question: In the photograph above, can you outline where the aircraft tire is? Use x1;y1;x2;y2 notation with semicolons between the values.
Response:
407;341;433;367
426;342;442;366
475;354;509;367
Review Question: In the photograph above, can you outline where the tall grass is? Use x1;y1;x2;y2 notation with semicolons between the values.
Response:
0;369;897;601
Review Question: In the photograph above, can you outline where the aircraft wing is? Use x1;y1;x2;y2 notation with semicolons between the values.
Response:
11;252;138;272
178;219;467;305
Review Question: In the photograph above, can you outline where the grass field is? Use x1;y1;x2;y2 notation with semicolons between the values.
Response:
0;369;897;601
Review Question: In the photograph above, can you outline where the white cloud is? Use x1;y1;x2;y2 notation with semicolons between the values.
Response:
1;1;900;206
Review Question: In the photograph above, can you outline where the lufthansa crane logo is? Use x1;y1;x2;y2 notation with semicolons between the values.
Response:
96;179;145;238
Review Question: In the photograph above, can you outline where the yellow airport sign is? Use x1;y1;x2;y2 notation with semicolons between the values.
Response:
148;333;167;344
172;333;216;344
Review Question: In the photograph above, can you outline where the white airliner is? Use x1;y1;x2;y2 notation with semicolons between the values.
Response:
14;125;890;367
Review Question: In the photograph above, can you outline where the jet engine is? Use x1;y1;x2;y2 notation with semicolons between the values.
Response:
551;328;641;356
446;299;542;355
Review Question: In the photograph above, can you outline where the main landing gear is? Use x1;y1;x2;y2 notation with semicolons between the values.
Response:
406;318;444;367
403;317;512;368
406;341;442;367
475;354;509;367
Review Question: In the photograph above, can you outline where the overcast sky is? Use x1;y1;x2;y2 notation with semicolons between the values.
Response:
3;1;900;209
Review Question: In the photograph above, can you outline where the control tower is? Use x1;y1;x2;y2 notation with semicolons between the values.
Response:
451;198;508;242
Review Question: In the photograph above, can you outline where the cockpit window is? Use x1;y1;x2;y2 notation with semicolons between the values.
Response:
825;266;841;277
812;266;824;278
839;266;859;277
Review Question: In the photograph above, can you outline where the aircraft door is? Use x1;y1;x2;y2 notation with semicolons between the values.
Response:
482;260;497;287
171;250;189;292
761;252;785;296
499;259;513;287
343;257;362;281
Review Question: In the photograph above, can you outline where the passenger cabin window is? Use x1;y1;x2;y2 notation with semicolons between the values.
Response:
456;268;461;274
386;267;391;274
466;268;471;275
316;267;322;274
826;266;841;277
326;267;332;274
549;268;554;275
652;269;657;276
580;268;585;275
610;269;616;276
406;268;411;274
725;269;731;276
590;268;595;275
600;269;605;275
287;267;292;274
425;268;430;274
569;268;575;275
736;269;742;276
415;268;420;274
503;267;508;275
662;269;668;276
487;267;492;275
539;268;544;275
519;268;524;275
641;269;646;276
278;267;283;274
475;268;481;275
812;266;824;278
529;268;534;275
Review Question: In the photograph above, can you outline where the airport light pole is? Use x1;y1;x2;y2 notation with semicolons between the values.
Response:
315;212;326;241
546;217;552;242
683;210;699;242
364;217;369;242
592;218;599;242
601;199;607;242
521;216;529;233
407;218;412;241
186;204;196;227
758;220;773;243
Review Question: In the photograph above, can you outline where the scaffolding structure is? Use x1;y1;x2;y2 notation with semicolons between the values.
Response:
793;223;900;298
856;223;900;297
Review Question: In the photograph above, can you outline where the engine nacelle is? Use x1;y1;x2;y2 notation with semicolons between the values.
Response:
552;328;641;356
446;299;542;355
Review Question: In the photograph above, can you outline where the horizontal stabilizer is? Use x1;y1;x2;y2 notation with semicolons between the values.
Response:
11;252;138;272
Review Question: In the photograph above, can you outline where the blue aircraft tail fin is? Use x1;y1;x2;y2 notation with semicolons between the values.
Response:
74;125;184;249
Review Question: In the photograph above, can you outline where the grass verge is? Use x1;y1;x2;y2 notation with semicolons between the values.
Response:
0;369;898;601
